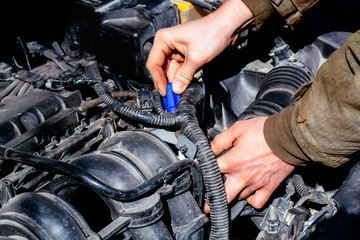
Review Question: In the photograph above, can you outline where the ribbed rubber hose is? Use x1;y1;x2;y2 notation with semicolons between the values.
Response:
26;42;228;237
152;89;166;115
239;65;312;120
292;174;336;206
93;82;178;126
93;81;228;239
176;84;229;240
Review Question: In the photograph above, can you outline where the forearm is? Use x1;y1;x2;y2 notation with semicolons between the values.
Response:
264;30;360;167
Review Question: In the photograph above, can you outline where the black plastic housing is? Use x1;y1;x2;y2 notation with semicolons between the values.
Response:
62;0;179;82
0;89;81;149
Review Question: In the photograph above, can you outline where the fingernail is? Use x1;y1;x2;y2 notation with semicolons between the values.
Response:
172;81;185;94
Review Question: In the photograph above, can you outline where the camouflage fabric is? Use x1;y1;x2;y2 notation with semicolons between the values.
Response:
264;30;360;167
242;0;319;30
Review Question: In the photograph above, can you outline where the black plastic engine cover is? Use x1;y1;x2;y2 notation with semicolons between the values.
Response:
0;89;81;148
63;0;179;81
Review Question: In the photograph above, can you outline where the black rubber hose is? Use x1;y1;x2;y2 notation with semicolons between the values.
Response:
25;43;226;236
292;174;336;206
239;65;312;120
93;82;178;126
0;146;203;203
293;174;313;197
152;89;166;115
239;206;266;217
26;42;227;237
27;41;82;75
176;84;229;240
27;42;101;86
17;37;32;70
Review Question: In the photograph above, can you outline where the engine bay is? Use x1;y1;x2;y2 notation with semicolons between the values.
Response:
0;0;359;239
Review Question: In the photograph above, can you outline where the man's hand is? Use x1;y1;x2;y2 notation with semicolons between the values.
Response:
146;0;253;96
210;117;295;209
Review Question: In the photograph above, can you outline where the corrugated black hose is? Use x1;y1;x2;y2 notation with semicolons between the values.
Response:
292;174;336;206
239;65;312;120
152;89;166;115
25;41;228;238
176;84;229;240
93;82;178;126
94;82;229;239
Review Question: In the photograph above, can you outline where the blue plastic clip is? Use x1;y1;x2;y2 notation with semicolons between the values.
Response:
162;82;180;113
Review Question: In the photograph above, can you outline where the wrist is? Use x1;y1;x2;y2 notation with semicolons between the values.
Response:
212;0;253;36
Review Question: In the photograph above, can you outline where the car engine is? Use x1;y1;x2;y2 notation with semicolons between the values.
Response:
0;0;359;239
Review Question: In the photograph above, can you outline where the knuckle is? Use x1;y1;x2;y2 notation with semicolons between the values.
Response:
252;201;264;209
176;68;193;82
187;55;204;67
252;196;265;209
145;61;153;70
155;28;167;39
211;136;221;148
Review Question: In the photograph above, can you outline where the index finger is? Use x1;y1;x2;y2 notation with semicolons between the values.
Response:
146;45;168;96
211;127;240;156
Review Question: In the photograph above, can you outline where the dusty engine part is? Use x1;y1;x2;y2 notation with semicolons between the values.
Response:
0;0;359;239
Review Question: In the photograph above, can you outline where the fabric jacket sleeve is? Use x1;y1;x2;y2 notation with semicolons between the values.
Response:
264;30;360;168
241;0;319;30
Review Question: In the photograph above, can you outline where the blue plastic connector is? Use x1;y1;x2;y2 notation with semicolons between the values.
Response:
162;82;180;113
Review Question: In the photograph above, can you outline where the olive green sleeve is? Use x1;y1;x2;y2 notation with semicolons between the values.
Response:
241;0;319;30
264;30;360;168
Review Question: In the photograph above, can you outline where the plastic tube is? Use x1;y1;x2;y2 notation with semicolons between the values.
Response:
9;81;25;96
17;82;31;96
0;145;202;203
0;79;20;101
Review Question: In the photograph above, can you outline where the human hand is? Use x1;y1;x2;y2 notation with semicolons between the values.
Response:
146;0;253;96
208;117;295;211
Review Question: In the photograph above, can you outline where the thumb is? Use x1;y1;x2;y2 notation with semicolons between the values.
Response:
172;60;198;94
